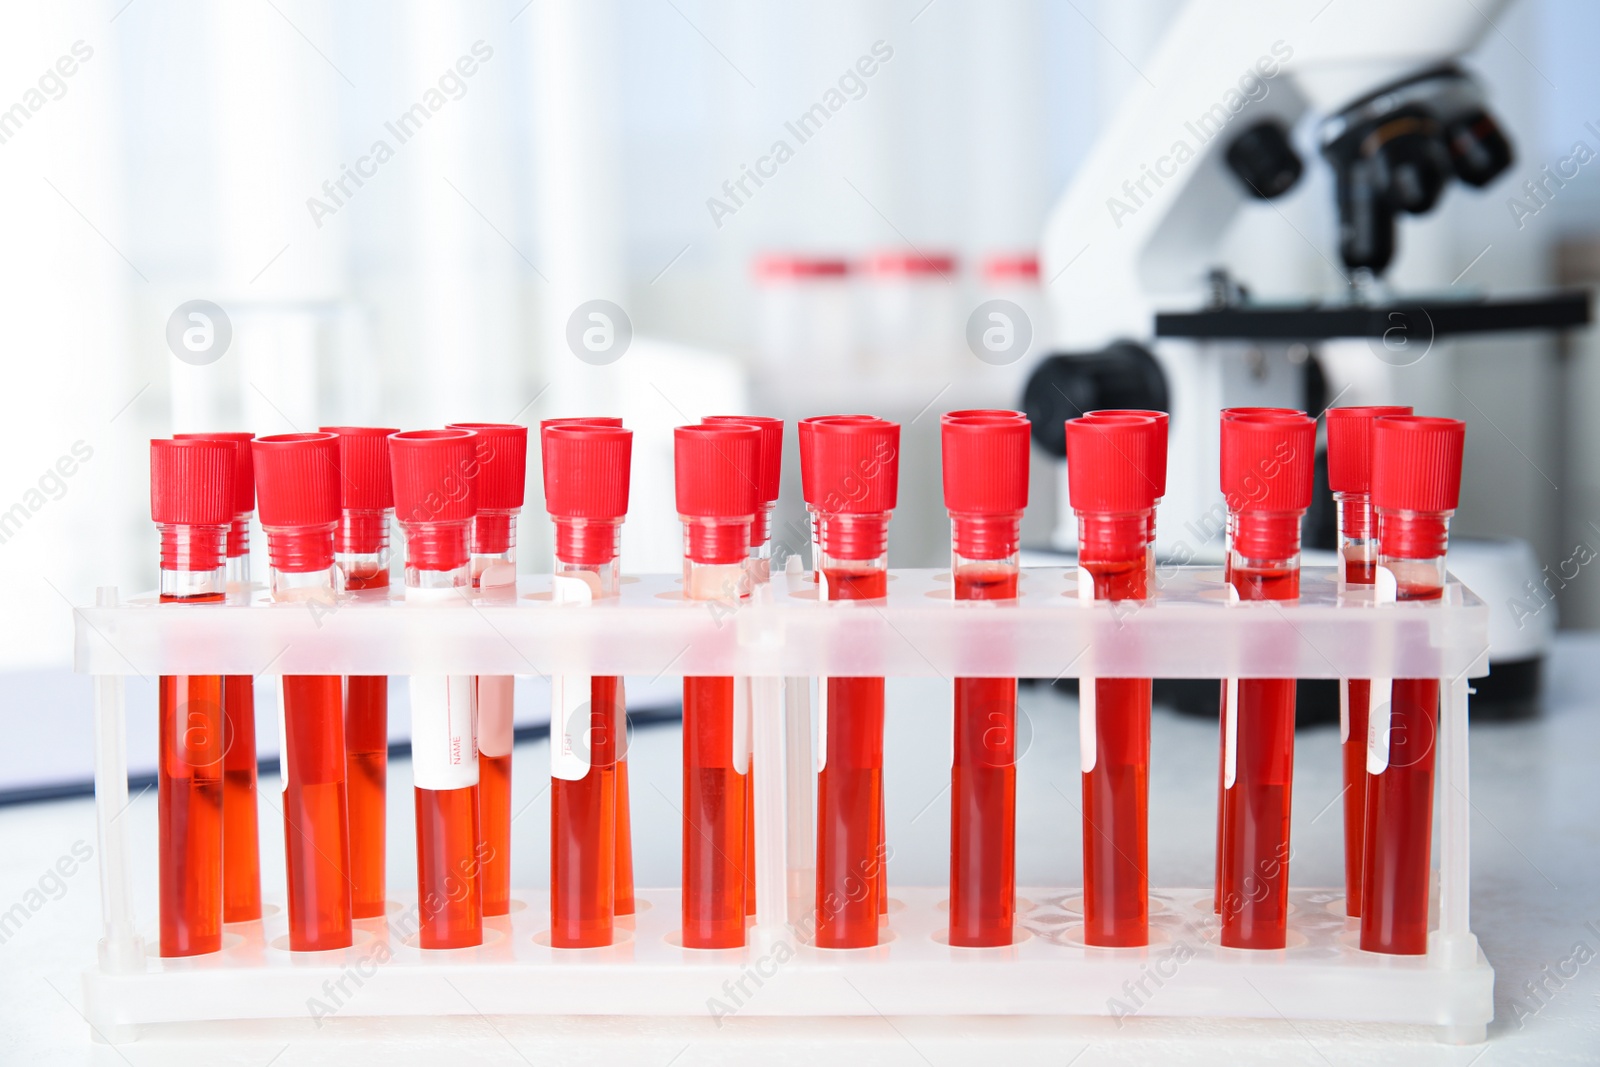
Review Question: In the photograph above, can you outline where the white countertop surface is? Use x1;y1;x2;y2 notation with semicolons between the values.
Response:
3;636;1597;1065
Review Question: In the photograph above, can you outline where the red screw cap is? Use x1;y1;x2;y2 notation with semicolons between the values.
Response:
320;426;399;510
1326;406;1414;494
943;415;1029;560
941;409;1027;423
807;418;900;514
253;433;341;572
389;429;478;525
798;414;878;506
252;434;342;527
1064;415;1161;513
1373;416;1466;513
150;438;236;527
446;422;529;511
676;424;761;565
675;424;761;517
173;432;255;513
1220;414;1316;513
703;416;783;504
542;424;632;520
942;417;1029;515
1084;410;1168;499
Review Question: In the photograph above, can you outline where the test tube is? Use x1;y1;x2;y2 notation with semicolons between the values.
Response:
703;415;783;916
447;422;529;918
389;429;484;949
172;431;262;925
541;423;631;947
941;411;1029;947
539;417;635;917
675;423;761;947
1212;406;1303;915
1360;415;1466;955
1067;414;1165;947
253;433;355;951
810;417;900;948
150;438;235;957
1323;405;1411;917
1216;413;1315;949
321;425;399;919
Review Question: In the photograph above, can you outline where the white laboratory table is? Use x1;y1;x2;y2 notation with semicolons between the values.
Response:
3;635;1598;1065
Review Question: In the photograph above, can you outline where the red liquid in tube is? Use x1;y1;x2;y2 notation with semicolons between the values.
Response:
816;565;887;949
344;571;390;921
551;676;618;948
1080;558;1152;948
159;649;225;957
221;672;262;924
281;674;354;950
682;675;747;947
949;564;1018;947
1358;415;1462;955
1219;564;1298;950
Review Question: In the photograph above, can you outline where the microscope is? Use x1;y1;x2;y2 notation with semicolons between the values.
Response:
1023;0;1589;717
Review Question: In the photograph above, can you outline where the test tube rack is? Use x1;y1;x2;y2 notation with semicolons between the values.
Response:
75;562;1493;1043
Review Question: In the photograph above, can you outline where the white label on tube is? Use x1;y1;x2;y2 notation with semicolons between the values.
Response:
275;677;289;793
1339;679;1350;744
1079;675;1097;774
816;569;828;774
551;573;594;782
1367;565;1397;775
1367;684;1393;775
410;674;478;790
477;676;515;758
816;676;828;774
1375;563;1399;605
1223;678;1239;789
733;676;751;775
1076;565;1094;605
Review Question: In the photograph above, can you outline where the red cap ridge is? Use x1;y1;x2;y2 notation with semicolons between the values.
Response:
809;418;900;515
446;422;529;511
1221;413;1315;560
798;414;878;505
173;432;254;513
1373;416;1466;513
253;433;341;572
389;429;478;525
942;415;1030;560
150;438;235;527
676;424;760;564
320;426;399;510
542;424;632;520
1065;416;1160;513
1326;406;1414;494
1085;410;1169;499
703;416;783;503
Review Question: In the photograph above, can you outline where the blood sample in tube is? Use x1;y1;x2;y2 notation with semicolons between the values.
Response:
390;429;484;949
941;411;1029;947
542;422;632;947
322;425;399;920
1067;414;1164;947
254;433;354;951
1360;416;1465;955
1217;413;1315;950
809;417;899;949
151;439;235;957
675;423;761;946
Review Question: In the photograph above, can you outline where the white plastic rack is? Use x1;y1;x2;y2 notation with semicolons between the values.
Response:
74;562;1492;1043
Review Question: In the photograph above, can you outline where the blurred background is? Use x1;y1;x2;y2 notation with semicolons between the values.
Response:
2;0;1598;795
